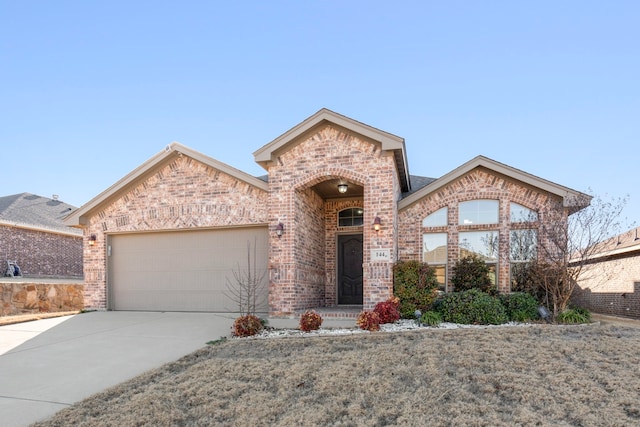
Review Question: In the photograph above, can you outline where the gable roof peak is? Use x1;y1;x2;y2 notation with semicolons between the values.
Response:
399;154;592;213
64;142;268;227
253;109;411;192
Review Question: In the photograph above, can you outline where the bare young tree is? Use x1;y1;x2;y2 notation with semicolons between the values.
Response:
225;239;268;316
535;191;630;318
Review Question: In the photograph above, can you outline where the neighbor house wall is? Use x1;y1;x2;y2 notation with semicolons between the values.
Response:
0;224;82;278
398;167;564;293
82;155;268;310
572;251;640;319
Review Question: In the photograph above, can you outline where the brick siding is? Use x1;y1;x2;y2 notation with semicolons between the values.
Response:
398;167;566;293
267;125;399;313
572;251;640;319
0;225;82;278
82;155;268;309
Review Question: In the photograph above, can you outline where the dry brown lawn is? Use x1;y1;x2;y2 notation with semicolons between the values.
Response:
34;324;640;427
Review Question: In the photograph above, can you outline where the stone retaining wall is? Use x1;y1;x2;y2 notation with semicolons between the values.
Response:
0;282;84;316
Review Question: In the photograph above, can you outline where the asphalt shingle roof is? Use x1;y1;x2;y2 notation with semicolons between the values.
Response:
0;193;81;235
402;175;437;198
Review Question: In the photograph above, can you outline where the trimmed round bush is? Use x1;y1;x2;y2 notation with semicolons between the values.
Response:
374;300;401;324
299;310;323;332
499;292;539;322
232;314;264;337
356;311;381;331
434;289;508;325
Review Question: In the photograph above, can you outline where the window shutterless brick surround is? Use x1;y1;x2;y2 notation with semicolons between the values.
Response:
398;167;565;293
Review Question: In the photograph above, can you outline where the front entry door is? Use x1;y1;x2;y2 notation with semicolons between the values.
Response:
338;234;363;305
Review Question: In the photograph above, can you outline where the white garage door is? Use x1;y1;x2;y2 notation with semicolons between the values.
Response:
108;227;268;312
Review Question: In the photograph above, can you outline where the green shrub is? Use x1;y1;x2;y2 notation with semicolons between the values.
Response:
420;310;442;327
232;314;264;337
299;310;323;332
450;254;495;294
499;292;539;322
393;260;439;318
558;307;591;324
511;262;543;302
356;311;381;331
435;289;508;325
374;299;401;324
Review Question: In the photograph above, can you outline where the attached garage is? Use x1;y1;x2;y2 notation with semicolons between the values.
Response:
107;227;268;312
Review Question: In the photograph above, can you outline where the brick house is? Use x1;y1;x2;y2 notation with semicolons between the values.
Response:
65;109;590;315
1;193;82;278
571;227;640;320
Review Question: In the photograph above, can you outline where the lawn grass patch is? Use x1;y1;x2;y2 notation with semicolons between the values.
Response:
34;324;640;427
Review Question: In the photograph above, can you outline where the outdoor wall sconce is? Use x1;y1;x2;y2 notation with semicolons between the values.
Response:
337;183;348;194
275;222;284;238
373;216;382;231
88;234;97;246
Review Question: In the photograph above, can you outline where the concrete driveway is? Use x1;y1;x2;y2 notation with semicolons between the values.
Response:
0;311;239;427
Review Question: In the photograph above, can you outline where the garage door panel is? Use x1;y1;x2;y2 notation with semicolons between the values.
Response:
109;227;268;312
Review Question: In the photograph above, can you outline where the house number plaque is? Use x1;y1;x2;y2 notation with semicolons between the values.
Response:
371;249;391;262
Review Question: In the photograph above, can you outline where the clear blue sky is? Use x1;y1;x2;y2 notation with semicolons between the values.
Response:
2;1;638;224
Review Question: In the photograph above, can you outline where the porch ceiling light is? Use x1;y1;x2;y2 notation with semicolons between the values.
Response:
337;183;348;194
275;222;284;238
373;216;382;231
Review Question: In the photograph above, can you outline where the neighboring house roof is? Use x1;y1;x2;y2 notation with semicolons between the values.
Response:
399;155;592;213
64;142;269;227
584;226;640;261
253;108;412;193
0;193;81;236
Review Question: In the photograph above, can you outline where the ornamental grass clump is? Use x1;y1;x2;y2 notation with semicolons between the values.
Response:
419;310;442;327
373;297;401;324
232;314;264;337
356;311;381;331
558;307;592;324
299;310;323;332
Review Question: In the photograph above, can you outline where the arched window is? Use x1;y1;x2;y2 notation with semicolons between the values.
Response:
458;200;499;225
510;202;538;223
423;207;448;227
338;207;364;227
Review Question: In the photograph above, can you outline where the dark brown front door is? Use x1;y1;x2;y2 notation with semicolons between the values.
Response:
338;234;363;305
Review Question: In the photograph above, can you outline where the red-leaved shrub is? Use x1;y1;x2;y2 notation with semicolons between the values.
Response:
357;311;381;331
299;310;323;332
232;314;263;337
374;299;401;324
